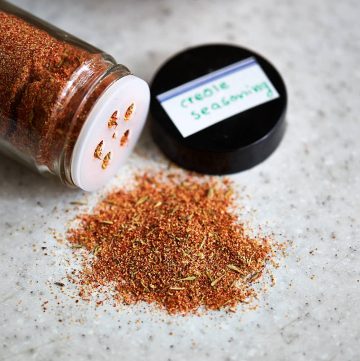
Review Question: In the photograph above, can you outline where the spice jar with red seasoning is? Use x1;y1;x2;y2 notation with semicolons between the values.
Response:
0;1;150;191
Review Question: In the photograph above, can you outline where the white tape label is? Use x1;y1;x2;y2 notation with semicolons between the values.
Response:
157;57;280;137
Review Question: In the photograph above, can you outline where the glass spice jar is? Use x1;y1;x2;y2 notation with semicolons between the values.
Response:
0;1;150;191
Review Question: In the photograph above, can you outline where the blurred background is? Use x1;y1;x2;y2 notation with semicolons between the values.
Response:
1;1;359;361
10;0;359;93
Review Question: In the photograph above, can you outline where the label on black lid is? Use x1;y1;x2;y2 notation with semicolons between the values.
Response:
157;57;279;137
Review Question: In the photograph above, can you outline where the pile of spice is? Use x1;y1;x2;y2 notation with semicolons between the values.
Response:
0;10;112;167
67;171;281;314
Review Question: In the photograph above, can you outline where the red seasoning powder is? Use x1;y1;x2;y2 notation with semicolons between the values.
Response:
67;172;281;314
0;7;130;184
0;11;93;159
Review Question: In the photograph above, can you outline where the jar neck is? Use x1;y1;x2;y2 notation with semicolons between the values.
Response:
51;56;131;186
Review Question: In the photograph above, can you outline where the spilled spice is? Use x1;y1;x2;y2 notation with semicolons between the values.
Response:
67;171;282;314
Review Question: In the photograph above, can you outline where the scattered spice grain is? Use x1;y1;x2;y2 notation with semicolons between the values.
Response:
67;171;282;314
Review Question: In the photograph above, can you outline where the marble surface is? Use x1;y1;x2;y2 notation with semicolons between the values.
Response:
1;0;360;360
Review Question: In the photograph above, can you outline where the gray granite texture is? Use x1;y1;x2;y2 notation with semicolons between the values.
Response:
0;0;359;360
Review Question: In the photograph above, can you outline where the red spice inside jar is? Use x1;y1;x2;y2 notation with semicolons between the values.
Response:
0;11;112;171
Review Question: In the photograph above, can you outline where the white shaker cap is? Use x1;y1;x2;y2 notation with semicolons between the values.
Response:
71;74;150;191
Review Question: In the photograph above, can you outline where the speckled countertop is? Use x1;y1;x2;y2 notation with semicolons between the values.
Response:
0;0;359;360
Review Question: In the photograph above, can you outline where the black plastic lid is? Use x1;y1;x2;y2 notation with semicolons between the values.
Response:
150;44;287;174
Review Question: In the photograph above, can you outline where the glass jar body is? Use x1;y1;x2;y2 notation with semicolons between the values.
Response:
0;2;131;187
